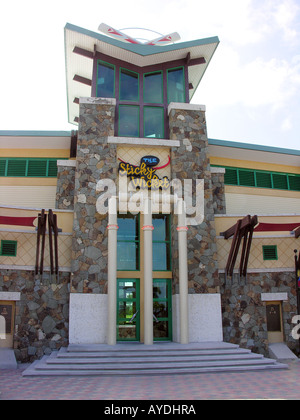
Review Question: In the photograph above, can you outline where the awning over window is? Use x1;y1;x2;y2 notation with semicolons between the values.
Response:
0;216;37;227
254;222;300;237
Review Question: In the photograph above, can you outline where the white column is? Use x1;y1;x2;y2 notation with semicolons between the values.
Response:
107;196;118;345
143;197;153;345
177;198;189;344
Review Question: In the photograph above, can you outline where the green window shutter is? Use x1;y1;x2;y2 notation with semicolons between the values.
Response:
288;175;300;191
238;169;255;187
47;160;58;177
7;159;27;177
0;160;6;176
27;160;47;177
262;245;278;261
224;168;238;185
256;171;272;188
272;173;288;190
0;240;17;257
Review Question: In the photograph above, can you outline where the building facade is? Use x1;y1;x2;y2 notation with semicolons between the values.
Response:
0;24;299;362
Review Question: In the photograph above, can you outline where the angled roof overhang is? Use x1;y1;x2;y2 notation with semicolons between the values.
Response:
64;23;219;125
208;138;300;167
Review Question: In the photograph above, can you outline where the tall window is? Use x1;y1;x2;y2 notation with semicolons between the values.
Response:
152;214;171;271
117;214;139;270
143;71;163;104
119;68;139;102
167;67;185;103
96;60;186;139
97;61;115;98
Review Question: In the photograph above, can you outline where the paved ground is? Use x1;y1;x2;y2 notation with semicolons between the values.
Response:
1;361;300;400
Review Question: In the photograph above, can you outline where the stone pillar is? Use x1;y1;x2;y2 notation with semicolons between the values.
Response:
71;98;117;294
177;198;189;344
169;102;222;343
143;197;153;345
168;102;220;294
69;97;118;345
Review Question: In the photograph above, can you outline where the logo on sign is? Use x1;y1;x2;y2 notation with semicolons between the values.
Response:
118;155;170;190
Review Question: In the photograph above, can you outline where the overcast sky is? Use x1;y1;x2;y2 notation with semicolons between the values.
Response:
0;0;299;150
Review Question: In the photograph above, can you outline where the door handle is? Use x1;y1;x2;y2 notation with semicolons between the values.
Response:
129;310;139;323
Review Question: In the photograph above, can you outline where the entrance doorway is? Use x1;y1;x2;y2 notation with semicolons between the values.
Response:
153;279;172;341
116;212;172;342
117;279;140;341
266;301;284;343
0;301;15;348
116;278;172;342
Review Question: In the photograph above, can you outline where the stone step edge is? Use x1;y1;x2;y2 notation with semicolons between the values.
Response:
55;348;253;358
34;358;280;371
46;354;264;364
22;363;288;376
66;343;240;352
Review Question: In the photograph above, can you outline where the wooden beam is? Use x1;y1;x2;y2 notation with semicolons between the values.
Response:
70;130;77;158
223;215;257;279
221;215;257;239
185;52;191;65
73;74;92;86
38;210;47;275
73;46;94;59
48;210;54;275
189;57;206;66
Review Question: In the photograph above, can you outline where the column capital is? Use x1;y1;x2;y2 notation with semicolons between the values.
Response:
176;226;188;232
107;224;119;230
142;225;154;231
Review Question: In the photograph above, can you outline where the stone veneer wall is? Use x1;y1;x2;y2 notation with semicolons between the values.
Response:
0;269;70;362
220;271;298;356
55;163;75;210
211;168;226;214
71;98;117;293
168;104;220;294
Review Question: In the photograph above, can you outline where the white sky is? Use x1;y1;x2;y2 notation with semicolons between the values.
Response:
0;0;299;150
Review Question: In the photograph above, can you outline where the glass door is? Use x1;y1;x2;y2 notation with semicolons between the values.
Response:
117;279;140;341
153;279;172;341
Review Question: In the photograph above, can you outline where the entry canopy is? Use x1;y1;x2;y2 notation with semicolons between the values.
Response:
254;222;300;237
64;23;219;125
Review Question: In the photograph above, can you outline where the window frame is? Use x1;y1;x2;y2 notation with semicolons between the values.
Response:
119;67;139;102
152;214;172;271
96;60;116;98
92;54;189;139
143;70;163;104
167;66;185;104
143;106;165;139
117;213;140;271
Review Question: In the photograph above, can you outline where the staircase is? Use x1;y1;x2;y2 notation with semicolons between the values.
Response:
22;342;288;376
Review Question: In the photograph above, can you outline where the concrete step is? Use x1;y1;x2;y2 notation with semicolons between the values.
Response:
22;342;288;376
269;343;299;361
0;348;17;369
55;347;253;359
